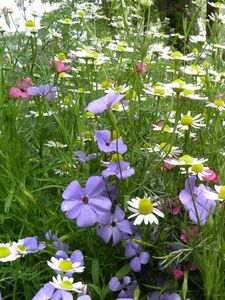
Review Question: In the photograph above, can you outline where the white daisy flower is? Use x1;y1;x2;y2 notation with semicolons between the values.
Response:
204;185;225;201
208;1;225;9
50;275;84;292
147;142;182;158
164;155;208;167
180;164;212;181
127;196;164;225
144;84;175;97
206;99;225;111
176;111;205;130
160;51;195;61
0;243;20;262
47;257;84;273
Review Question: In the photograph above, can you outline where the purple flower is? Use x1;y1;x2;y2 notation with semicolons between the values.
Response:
45;230;69;251
179;176;216;225
124;236;150;272
28;84;58;101
73;151;96;163
18;236;45;255
85;93;125;114
109;276;136;298
61;176;112;227
149;292;191;300
32;283;54;300
95;130;127;154
102;161;135;180
97;206;132;246
51;290;73;300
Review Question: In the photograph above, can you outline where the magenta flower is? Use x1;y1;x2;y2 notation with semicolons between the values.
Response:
10;77;33;100
97;205;132;246
85;93;125;114
136;63;147;74
95;130;127;154
61;176;112;227
179;176;216;225
49;60;71;73
27;84;58;101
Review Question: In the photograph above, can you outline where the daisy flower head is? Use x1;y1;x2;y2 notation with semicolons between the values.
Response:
164;155;208;167
47;256;84;275
147;142;182;158
180;164;212;181
127;195;164;225
206;98;225;111
50;275;84;293
176;111;205;130
0;242;20;262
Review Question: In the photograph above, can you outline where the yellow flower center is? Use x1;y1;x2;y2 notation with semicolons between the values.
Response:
63;98;71;105
112;102;120;109
85;111;95;118
78;87;85;93
183;89;194;97
180;115;193;126
170;51;183;58
84;131;92;139
215;2;222;7
60;280;73;289
214;99;225;107
58;53;66;61
64;18;72;24
116;45;125;51
219;186;225;200
139;198;153;215
172;79;186;88
153;87;165;95
191;163;204;173
0;246;11;258
111;153;123;162
192;48;198;54
159;142;171;153
101;81;112;88
25;20;36;27
78;10;85;17
163;125;171;132
59;259;73;271
18;245;27;252
179;155;194;164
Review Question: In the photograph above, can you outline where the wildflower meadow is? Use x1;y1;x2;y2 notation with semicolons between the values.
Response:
1;0;225;299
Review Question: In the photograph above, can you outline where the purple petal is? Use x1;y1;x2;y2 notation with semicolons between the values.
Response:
112;228;123;245
70;250;84;264
117;220;132;235
77;205;97;227
62;180;83;200
27;87;39;96
109;277;122;291
114;206;125;222
56;250;68;259
129;256;141;272
86;176;106;197
97;226;112;244
139;251;150;264
110;138;127;154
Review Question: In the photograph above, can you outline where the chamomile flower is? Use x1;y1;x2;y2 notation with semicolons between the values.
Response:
0;243;20;262
208;1;225;9
127;196;164;225
176;111;205;130
47;257;84;274
44;141;67;149
147;142;182;158
50;275;84;292
180;164;212;181
144;84;175;97
164;155;208;167
160;51;195;61
206;99;225;111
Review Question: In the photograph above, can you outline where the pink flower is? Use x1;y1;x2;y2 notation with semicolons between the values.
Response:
173;268;184;280
49;60;71;73
180;227;198;244
202;168;219;184
169;201;181;215
136;63;147;74
10;77;33;100
163;158;177;170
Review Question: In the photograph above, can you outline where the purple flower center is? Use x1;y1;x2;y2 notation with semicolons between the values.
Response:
106;142;110;146
111;221;116;227
82;196;89;204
